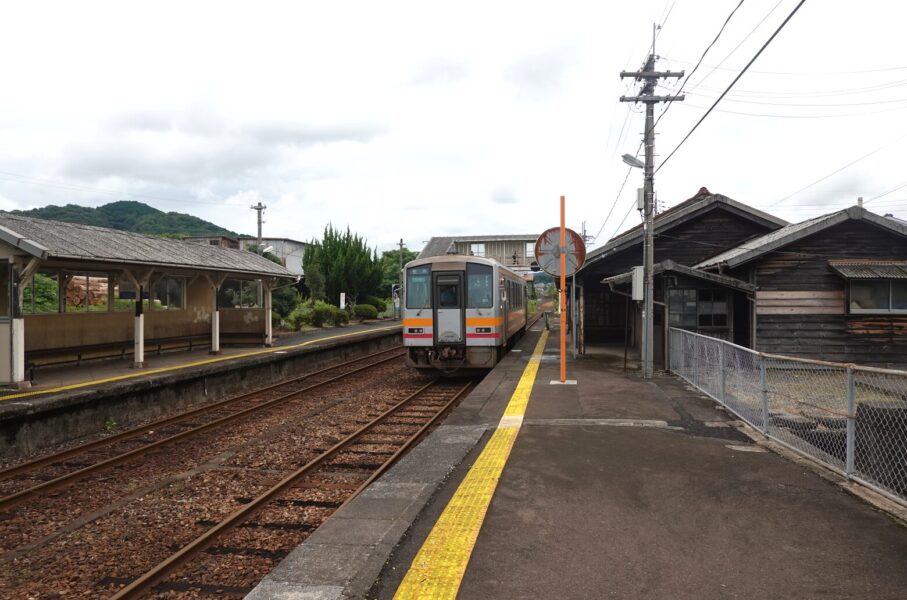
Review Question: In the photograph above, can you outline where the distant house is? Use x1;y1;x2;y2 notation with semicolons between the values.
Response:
238;237;307;276
182;235;240;250
419;234;540;275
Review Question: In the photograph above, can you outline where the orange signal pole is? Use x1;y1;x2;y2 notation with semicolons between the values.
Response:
559;195;567;383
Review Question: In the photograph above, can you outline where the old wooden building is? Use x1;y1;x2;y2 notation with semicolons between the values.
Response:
697;205;907;367
576;188;787;362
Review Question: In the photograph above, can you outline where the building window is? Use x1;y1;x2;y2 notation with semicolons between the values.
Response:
850;279;907;313
526;241;535;258
217;279;261;308
697;289;727;327
668;289;727;328
153;276;186;310
469;243;485;257
64;273;110;313
113;279;149;311
22;271;60;314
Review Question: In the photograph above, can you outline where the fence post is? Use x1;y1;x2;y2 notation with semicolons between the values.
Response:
845;366;855;478
760;356;769;434
718;342;726;402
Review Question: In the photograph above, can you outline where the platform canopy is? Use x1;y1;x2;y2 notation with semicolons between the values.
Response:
0;213;294;278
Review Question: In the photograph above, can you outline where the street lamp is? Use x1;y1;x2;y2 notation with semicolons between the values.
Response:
622;154;645;169
621;151;655;379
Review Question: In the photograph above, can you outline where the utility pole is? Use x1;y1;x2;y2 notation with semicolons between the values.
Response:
251;202;267;253
619;33;683;379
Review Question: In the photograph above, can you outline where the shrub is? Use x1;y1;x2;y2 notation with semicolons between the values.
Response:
353;304;378;320
360;295;387;313
329;304;349;326
286;303;314;330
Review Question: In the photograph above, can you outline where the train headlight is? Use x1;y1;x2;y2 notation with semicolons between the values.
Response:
475;327;492;334
408;327;424;334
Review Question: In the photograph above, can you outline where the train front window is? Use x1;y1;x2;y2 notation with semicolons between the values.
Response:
406;266;432;309
466;263;493;308
438;283;459;308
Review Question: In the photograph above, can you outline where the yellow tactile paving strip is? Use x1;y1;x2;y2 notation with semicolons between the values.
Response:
0;325;401;402
394;330;549;600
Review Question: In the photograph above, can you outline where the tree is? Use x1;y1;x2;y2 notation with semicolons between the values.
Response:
304;225;383;305
378;247;419;297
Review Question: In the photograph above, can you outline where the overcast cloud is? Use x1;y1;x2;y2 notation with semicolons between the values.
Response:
1;1;905;250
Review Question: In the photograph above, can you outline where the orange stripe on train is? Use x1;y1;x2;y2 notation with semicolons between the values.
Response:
403;318;433;327
465;317;503;327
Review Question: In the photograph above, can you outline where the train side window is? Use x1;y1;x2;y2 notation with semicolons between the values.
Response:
466;263;493;308
406;266;432;309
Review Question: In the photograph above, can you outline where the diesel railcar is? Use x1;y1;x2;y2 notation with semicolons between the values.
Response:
402;255;528;371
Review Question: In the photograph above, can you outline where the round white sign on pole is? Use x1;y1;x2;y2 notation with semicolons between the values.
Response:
534;227;587;277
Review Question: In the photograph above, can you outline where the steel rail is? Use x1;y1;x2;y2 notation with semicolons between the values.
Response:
337;381;473;509
108;378;468;600
0;345;404;481
0;350;406;512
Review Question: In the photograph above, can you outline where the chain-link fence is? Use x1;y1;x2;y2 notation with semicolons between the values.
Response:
670;327;907;508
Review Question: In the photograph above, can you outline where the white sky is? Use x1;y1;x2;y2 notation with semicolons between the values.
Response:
1;1;905;253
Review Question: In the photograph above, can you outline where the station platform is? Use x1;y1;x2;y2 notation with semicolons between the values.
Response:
0;321;401;455
0;321;399;403
248;318;907;600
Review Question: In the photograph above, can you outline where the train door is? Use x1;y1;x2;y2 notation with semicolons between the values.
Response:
432;272;464;344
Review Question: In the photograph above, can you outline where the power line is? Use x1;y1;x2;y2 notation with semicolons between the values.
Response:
687;76;907;99
683;0;785;95
655;0;746;126
686;94;907;107
663;58;907;77
593;141;643;243
676;100;907;119
866;180;907;204
656;0;808;174
765;131;907;208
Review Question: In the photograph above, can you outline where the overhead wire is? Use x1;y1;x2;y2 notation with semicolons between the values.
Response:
683;0;786;95
765;131;907;208
675;100;907;119
656;0;809;174
654;0;746;127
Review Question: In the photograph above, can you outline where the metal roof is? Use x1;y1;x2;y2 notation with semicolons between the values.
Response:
0;212;295;278
696;206;907;270
600;260;756;293
829;260;907;279
582;191;787;269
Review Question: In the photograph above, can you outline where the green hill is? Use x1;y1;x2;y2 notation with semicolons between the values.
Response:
10;201;239;238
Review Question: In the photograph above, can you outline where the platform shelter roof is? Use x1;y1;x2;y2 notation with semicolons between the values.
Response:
0;213;294;278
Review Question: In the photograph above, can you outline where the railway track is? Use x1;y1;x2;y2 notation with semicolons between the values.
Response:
0;345;477;599
106;378;472;599
0;346;405;511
